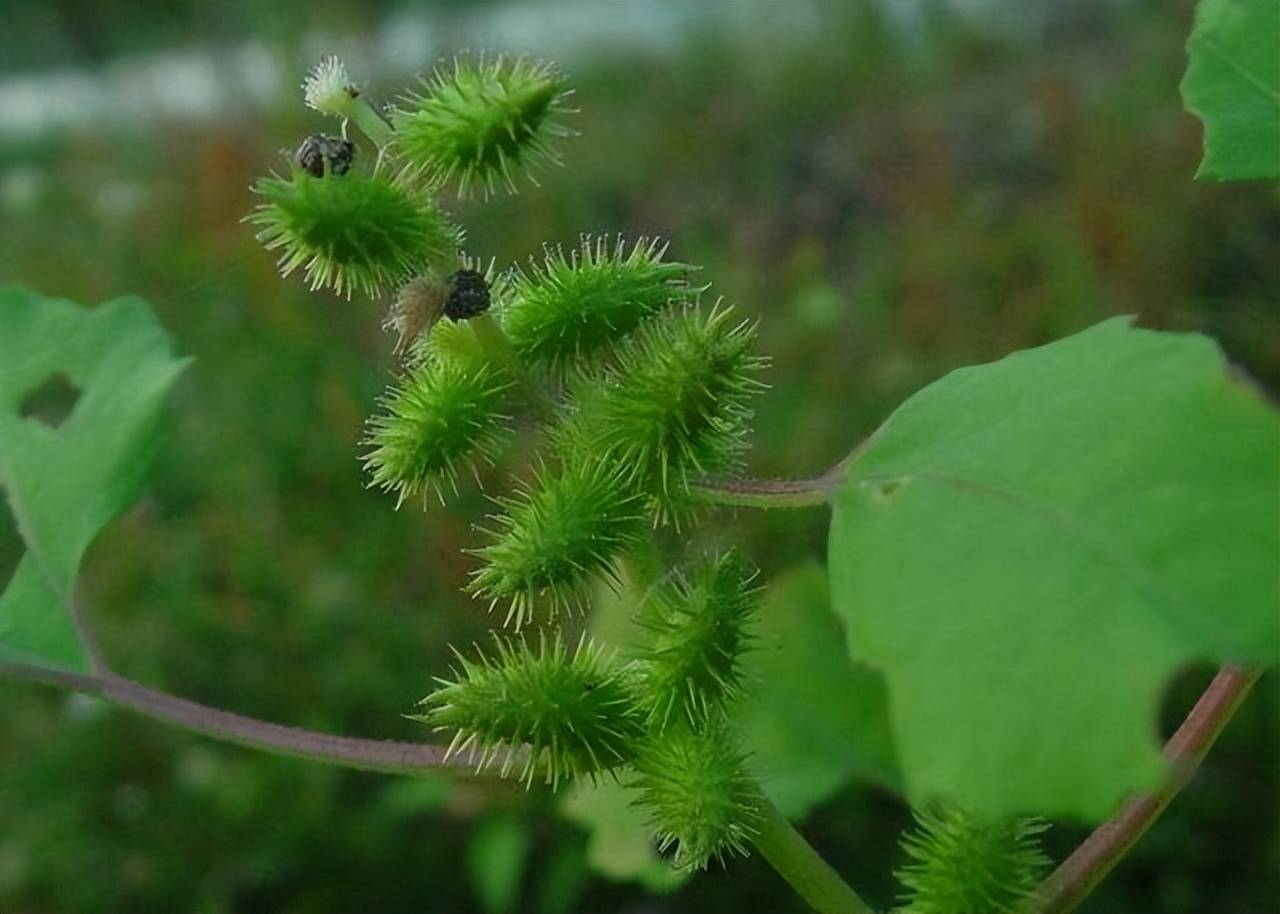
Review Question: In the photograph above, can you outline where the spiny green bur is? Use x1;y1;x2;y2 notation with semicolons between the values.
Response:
392;57;572;196
362;356;514;507
560;303;766;506
633;551;759;730
894;804;1050;914
249;170;462;298
632;723;765;871
468;460;648;628
504;237;691;369
419;634;644;787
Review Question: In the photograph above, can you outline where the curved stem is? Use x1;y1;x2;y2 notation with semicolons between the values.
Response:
753;798;876;914
691;458;850;510
1;660;473;777
1030;665;1260;914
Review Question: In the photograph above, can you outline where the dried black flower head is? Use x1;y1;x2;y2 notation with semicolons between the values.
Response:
295;134;356;178
444;268;492;320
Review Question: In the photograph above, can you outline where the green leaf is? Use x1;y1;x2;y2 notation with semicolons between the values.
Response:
467;816;532;914
560;779;688;893
0;286;187;671
1181;0;1280;180
734;561;900;819
828;316;1278;822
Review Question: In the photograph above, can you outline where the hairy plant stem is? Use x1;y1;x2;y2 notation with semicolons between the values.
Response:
692;457;850;510
1028;664;1260;914
1;660;471;777
754;798;876;914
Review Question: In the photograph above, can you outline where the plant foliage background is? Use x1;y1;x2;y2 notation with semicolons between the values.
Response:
0;0;1276;912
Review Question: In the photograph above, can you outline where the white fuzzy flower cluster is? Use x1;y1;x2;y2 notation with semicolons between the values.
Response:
303;56;358;117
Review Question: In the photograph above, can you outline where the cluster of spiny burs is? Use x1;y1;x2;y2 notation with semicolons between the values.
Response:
249;54;1051;901
250;54;767;871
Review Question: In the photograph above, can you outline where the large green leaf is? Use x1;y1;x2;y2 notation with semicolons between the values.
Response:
0;285;186;671
828;316;1278;822
734;561;900;818
1180;0;1280;180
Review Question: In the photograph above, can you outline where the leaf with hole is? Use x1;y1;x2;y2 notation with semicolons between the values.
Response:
0;285;187;671
829;316;1278;821
1180;0;1280;180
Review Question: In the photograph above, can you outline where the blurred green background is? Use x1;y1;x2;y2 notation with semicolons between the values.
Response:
0;0;1276;911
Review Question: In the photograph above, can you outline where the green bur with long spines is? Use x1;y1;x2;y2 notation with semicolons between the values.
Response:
631;722;765;871
894;803;1050;914
468;459;647;628
362;353;514;508
557;303;767;517
392;56;572;196
504;237;692;370
632;550;759;730
251;55;790;888
249;170;461;298
419;634;645;787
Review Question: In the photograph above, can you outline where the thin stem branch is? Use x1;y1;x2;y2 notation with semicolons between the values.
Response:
347;97;395;149
469;312;519;369
691;457;850;510
1030;665;1260;914
466;312;560;418
1;660;473;778
753;798;876;914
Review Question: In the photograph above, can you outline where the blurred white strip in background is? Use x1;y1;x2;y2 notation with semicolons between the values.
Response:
0;0;834;141
0;0;1099;142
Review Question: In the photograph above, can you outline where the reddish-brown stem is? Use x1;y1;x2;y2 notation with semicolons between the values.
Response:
692;457;851;509
1031;665;1260;914
1;660;473;777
